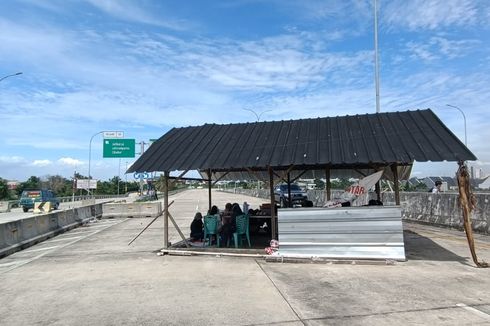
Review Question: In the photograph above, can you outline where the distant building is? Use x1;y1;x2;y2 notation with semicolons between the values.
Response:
477;177;490;190
7;180;19;190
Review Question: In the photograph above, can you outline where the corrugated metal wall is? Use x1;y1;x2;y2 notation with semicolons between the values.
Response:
278;206;405;260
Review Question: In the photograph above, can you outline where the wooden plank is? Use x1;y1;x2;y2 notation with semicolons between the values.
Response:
164;171;169;249
168;212;190;248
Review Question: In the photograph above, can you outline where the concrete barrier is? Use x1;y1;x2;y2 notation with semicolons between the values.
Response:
0;203;104;258
102;202;162;218
34;201;53;214
139;202;162;217
0;201;11;213
82;198;96;206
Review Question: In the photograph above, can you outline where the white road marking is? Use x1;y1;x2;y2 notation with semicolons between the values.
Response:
23;246;60;253
47;236;83;242
456;303;490;320
0;261;26;267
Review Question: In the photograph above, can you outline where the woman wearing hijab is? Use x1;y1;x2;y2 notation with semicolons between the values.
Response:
190;212;203;241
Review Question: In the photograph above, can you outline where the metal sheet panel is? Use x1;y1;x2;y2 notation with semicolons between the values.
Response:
277;206;406;260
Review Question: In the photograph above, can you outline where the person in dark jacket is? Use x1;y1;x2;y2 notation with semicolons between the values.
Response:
220;203;242;246
190;212;203;241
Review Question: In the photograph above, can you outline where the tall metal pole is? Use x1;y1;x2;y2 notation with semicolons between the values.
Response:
164;171;169;249
125;161;128;193
88;131;104;194
446;104;467;146
117;158;121;195
374;0;381;113
0;72;22;83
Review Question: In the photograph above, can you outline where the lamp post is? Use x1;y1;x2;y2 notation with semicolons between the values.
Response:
0;72;22;83
243;108;272;122
374;0;381;113
88;131;105;194
446;104;467;146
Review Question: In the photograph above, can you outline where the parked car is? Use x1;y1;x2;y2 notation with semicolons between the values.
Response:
20;190;60;212
274;184;308;207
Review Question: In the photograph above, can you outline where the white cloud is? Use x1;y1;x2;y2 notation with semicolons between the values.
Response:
58;157;84;167
31;160;52;167
405;37;480;62
84;0;188;30
383;0;479;30
0;156;27;164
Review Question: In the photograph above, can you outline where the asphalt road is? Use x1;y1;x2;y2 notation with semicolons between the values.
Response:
0;189;489;326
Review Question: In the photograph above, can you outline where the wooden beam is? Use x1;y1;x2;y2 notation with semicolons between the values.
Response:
272;165;294;184
391;164;400;205
287;172;292;208
128;200;174;246
168;170;189;187
212;171;230;186
354;169;367;177
168;212;190;248
269;166;277;239
168;176;210;182
325;167;331;201
207;169;212;212
290;169;308;183
245;168;268;183
163;171;169;249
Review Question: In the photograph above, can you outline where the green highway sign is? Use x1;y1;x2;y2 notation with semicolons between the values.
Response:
103;138;135;158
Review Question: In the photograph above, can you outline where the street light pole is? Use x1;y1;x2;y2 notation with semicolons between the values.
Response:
0;72;22;83
446;104;467;146
374;0;381;113
88;131;104;194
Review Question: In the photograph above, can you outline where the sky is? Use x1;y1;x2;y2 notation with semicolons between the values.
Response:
1;0;489;182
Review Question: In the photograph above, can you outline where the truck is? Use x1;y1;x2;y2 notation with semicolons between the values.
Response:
19;190;60;212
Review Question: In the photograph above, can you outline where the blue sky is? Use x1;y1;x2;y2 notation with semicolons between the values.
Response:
1;0;489;182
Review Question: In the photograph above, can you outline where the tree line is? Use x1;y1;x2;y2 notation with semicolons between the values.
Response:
0;174;140;201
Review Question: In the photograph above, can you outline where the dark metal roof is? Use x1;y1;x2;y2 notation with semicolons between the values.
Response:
128;109;476;173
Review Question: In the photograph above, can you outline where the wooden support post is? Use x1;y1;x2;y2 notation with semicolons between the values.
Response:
375;181;381;201
269;167;276;239
325;167;331;201
207;169;212;213
287;172;292;208
391;164;400;205
164;171;169;249
168;212;190;248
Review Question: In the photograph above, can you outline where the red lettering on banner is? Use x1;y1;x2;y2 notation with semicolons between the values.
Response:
348;185;365;195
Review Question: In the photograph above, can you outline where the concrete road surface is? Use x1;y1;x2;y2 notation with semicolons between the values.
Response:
0;195;136;223
0;189;489;326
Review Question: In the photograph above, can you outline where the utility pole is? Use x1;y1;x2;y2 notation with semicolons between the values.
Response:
125;161;128;194
374;0;381;113
137;141;149;194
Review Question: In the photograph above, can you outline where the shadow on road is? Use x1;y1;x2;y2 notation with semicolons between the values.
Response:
403;229;469;265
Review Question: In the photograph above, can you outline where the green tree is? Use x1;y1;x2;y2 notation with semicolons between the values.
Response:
0;178;12;200
17;176;42;196
330;178;351;190
42;175;71;197
314;178;325;189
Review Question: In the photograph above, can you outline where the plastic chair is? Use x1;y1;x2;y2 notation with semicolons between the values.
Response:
203;215;220;247
233;214;251;248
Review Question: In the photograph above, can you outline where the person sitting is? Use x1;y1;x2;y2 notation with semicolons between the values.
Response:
190;212;203;242
220;203;232;223
220;203;242;247
208;205;219;216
